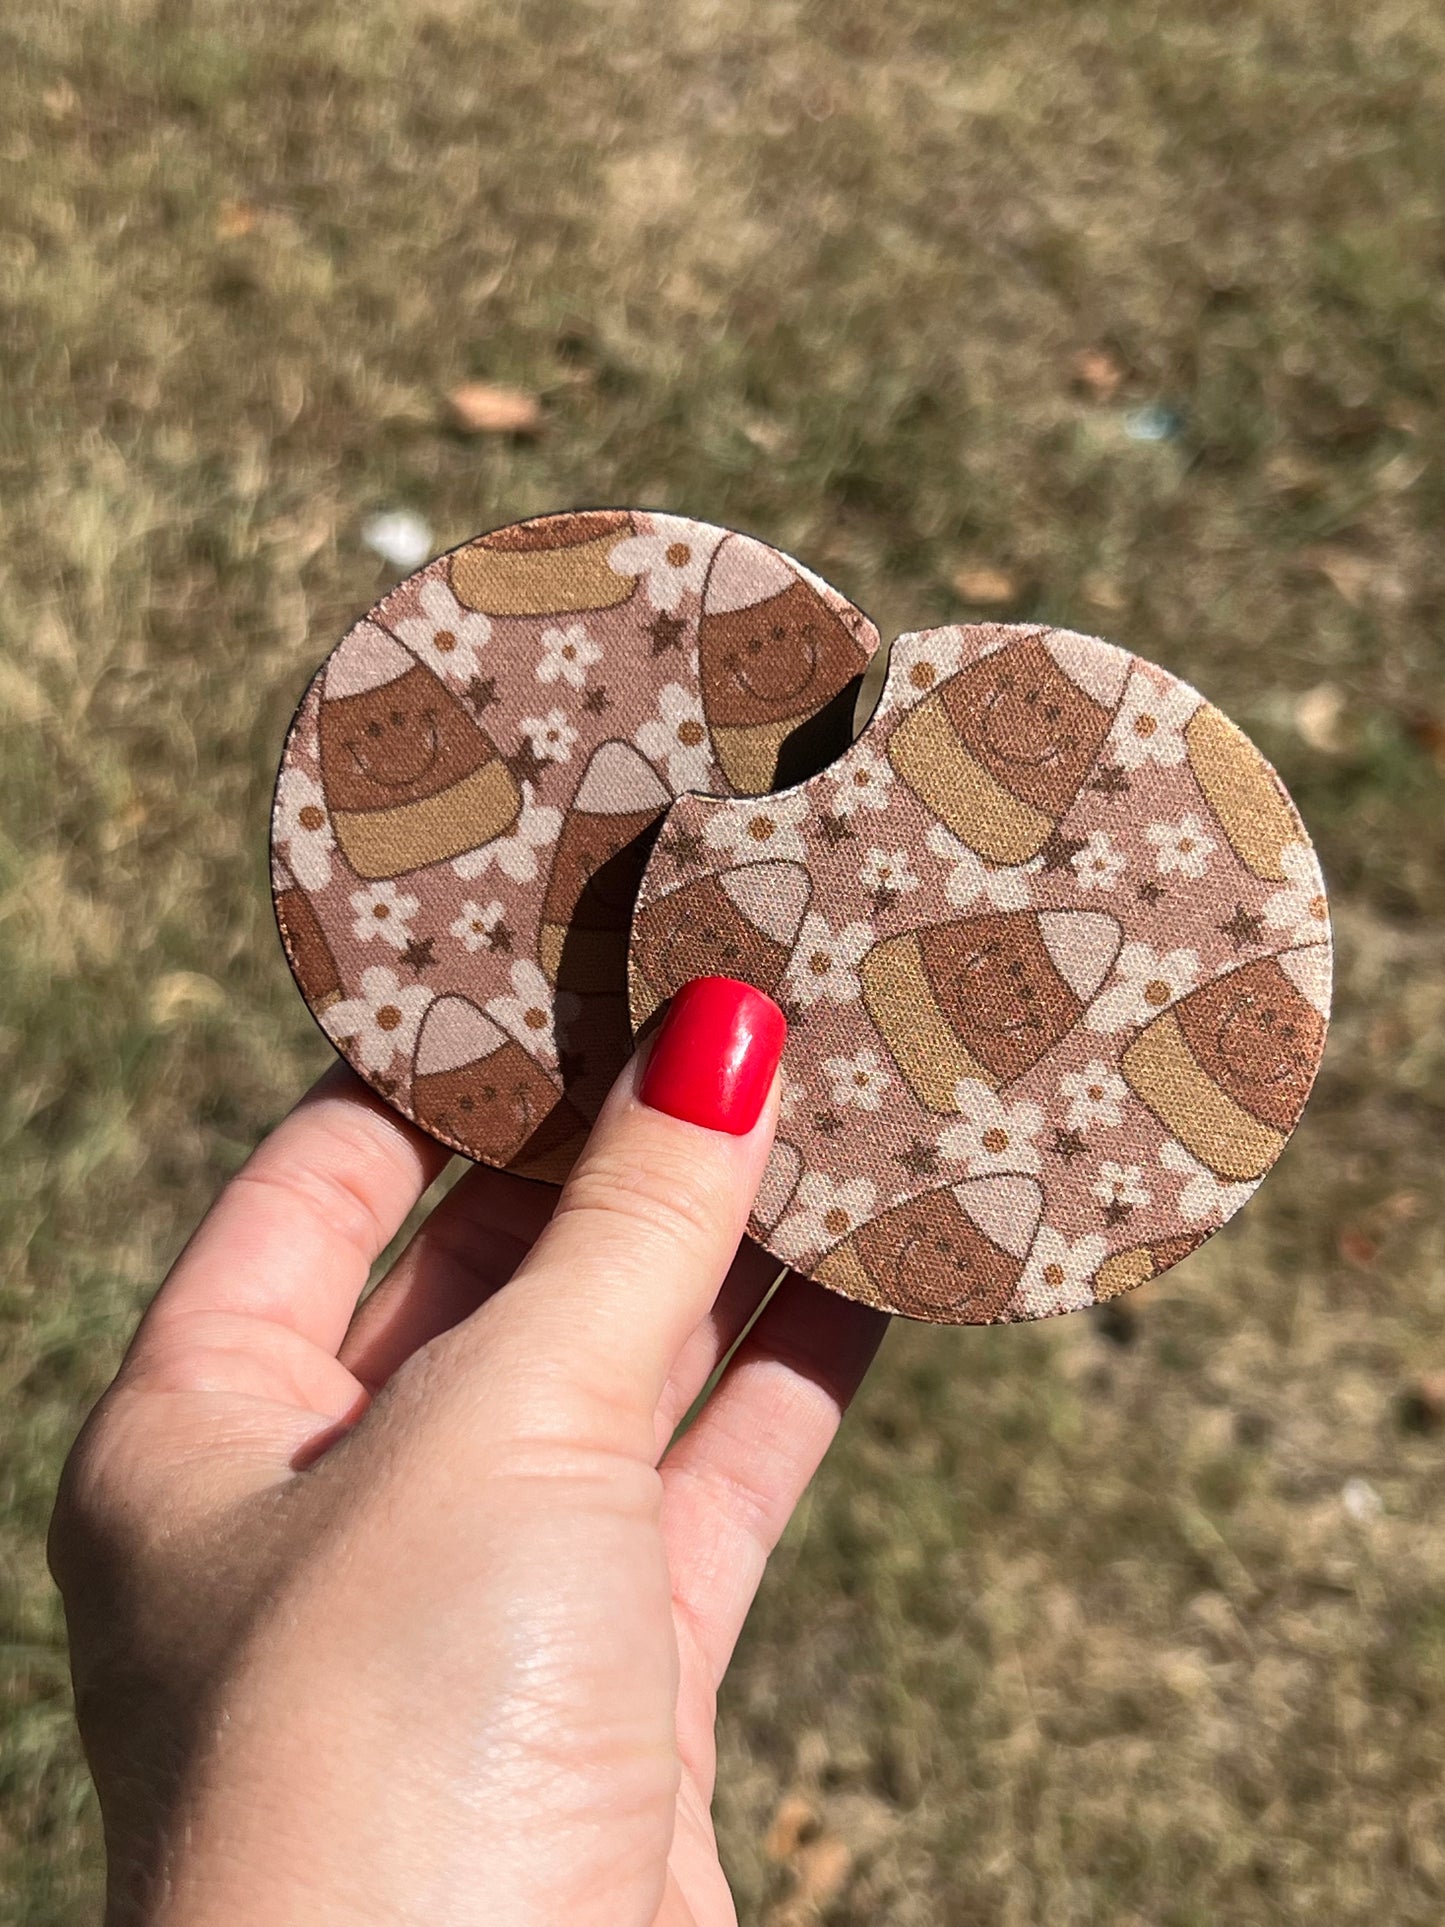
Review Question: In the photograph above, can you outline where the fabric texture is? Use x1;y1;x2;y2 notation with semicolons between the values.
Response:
627;622;1331;1325
271;511;878;1177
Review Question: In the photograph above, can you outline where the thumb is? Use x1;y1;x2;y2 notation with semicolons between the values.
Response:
419;976;787;1460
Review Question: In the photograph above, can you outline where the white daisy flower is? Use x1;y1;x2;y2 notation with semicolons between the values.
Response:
1146;812;1216;879
1109;670;1201;770
830;743;894;818
536;622;602;688
519;708;578;764
773;1171;879;1262
1160;1139;1260;1224
349;879;420;951
449;899;506;954
778;1072;807;1122
607;514;726;613
822;1047;892;1112
321;967;432;1075
784;911;873;1006
453;783;562;884
486;959;574;1068
1086;941;1200;1033
1261;841;1330;946
274;766;334;890
703;790;810;865
1017;1226;1109;1315
927;822;1038;910
1071;828;1127;893
394;576;491;680
886;627;966;708
859;846;921;897
938;1080;1045;1177
1092;1161;1152;1209
635;683;713;793
1058;1059;1129;1131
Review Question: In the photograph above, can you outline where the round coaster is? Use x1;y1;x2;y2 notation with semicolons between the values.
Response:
628;622;1332;1323
271;511;879;1175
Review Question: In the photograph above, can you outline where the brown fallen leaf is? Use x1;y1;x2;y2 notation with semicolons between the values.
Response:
1399;1373;1445;1433
1070;346;1124;400
216;199;262;240
1082;572;1126;613
1381;1189;1425;1222
795;1835;852;1905
1403;711;1445;770
953;564;1018;604
43;79;79;119
764;1792;817;1862
764;1903;814;1927
1338;1226;1378;1271
742;417;792;455
1307;547;1375;608
448;382;542;436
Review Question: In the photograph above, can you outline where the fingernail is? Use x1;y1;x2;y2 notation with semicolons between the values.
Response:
638;976;787;1136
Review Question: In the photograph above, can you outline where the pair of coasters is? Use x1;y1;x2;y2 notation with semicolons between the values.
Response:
272;511;1331;1324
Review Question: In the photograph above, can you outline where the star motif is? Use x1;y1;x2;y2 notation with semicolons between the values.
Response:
1220;902;1265;950
872;886;899;918
814;1111;844;1137
1101;1199;1134;1228
582;685;611;715
649;612;687;656
817;812;854;848
897;1137;940;1178
1052;1128;1087;1162
490;919;514;954
1040;828;1087;874
466;674;499;712
776;998;807;1032
504;740;549;786
399;934;435;974
665;830;706;867
1136;878;1166;906
1091;762;1131;797
374;1074;397;1097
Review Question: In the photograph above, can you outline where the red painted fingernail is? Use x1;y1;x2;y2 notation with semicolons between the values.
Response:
638;976;787;1136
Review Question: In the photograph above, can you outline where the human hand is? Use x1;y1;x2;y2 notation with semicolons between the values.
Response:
49;977;886;1927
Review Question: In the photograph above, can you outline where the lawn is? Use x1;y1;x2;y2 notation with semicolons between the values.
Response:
3;1;1444;1920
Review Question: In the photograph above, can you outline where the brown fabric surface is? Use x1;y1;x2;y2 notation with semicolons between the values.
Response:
272;523;1329;1328
271;511;878;1177
627;622;1331;1325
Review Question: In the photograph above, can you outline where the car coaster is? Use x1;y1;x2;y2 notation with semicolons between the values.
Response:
628;621;1330;1324
271;511;879;1177
273;518;1330;1324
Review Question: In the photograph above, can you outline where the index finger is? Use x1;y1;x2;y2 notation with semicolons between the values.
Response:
128;1063;450;1370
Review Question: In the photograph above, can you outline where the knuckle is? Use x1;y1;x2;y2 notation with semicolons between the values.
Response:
557;1146;734;1260
47;1399;149;1589
230;1147;391;1270
670;1451;782;1557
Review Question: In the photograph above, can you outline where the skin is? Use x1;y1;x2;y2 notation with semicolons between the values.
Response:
49;1042;886;1927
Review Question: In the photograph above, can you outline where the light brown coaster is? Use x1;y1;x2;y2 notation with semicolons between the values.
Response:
272;511;878;1175
628;622;1331;1323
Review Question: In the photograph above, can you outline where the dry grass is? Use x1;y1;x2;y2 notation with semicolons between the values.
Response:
3;1;1445;1920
